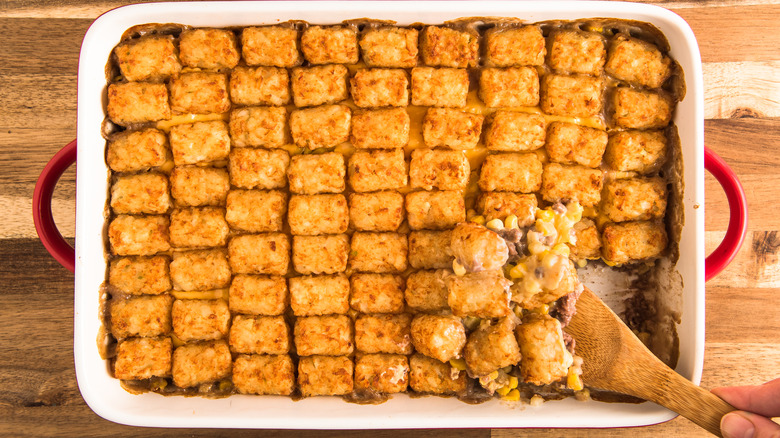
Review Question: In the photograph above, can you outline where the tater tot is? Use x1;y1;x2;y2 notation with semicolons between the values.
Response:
478;153;542;193
350;68;409;108
108;215;170;256
450;222;509;272
229;275;287;316
109;256;171;295
602;220;668;264
446;270;513;318
409;149;470;191
294;315;354;356
602;177;667;223
170;249;232;291
228;234;290;276
225;190;287;233
172;299;231;342
485;111;546;152
288;194;348;236
355;313;413;354
484;26;545;67
349;232;408;274
476;192;537;225
179;28;240;69
611;87;673;129
419;26;478;68
354;353;410;393
350;273;405;314
405;270;451;313
515;313;572;385
405;191;465;231
233;354;295;395
359;27;418;68
348;192;405;232
168;207;229;248
241;26;302;67
350;108;410;150
464;318;521;377
541;163;603;207
408;230;455;270
409;353;468;395
479;67;540;108
298;356;354;396
228;315;290;355
301;25;359;65
410;314;466;363
114;337;172;380
109;294;173;339
172;340;232;388
421;108;483;150
287;152;345;195
289;274;350;316
292;234;349;275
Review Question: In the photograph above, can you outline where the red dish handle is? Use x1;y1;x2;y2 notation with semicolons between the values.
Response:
704;146;748;282
32;139;77;273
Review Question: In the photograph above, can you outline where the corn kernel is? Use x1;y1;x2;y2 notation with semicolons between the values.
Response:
486;218;504;231
552;243;570;257
449;358;467;371
466;209;477;219
566;202;584;222
576;259;588;268
504;215;519;230
502;389;521;401
603;259;619;267
469;215;486;226
509;263;526;279
488;370;499;381
533;304;549;315
536;209;554;222
496;385;512;396
567;369;584;391
508;376;519;389
529;394;544;406
528;241;547;255
452;259;467;276
150;377;168;391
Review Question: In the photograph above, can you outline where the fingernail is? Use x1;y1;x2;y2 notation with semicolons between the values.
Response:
721;412;755;438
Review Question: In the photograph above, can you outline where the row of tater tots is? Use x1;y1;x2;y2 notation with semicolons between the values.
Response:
108;24;674;129
114;24;672;85
107;67;673;130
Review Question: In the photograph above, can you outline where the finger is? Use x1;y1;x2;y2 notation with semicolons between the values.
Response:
721;411;780;438
712;378;780;418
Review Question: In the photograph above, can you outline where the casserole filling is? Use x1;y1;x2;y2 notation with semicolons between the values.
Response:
100;17;683;404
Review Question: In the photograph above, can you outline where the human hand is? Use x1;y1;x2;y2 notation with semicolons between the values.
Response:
712;377;780;438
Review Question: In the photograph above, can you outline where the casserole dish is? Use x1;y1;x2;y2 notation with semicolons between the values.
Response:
32;1;748;429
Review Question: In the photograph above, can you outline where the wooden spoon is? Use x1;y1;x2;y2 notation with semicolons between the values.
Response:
565;288;735;436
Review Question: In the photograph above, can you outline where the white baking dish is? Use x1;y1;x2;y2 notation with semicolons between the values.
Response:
70;1;708;429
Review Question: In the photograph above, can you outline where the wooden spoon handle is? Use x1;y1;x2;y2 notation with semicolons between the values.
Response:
643;368;735;437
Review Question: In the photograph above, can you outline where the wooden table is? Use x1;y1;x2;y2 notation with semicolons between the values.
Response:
1;1;778;436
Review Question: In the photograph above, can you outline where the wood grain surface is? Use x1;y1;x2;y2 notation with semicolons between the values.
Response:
1;1;778;436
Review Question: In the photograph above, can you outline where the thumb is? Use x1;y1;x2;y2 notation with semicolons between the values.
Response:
721;411;780;438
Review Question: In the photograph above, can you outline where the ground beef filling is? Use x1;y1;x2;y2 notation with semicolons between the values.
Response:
498;228;527;264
